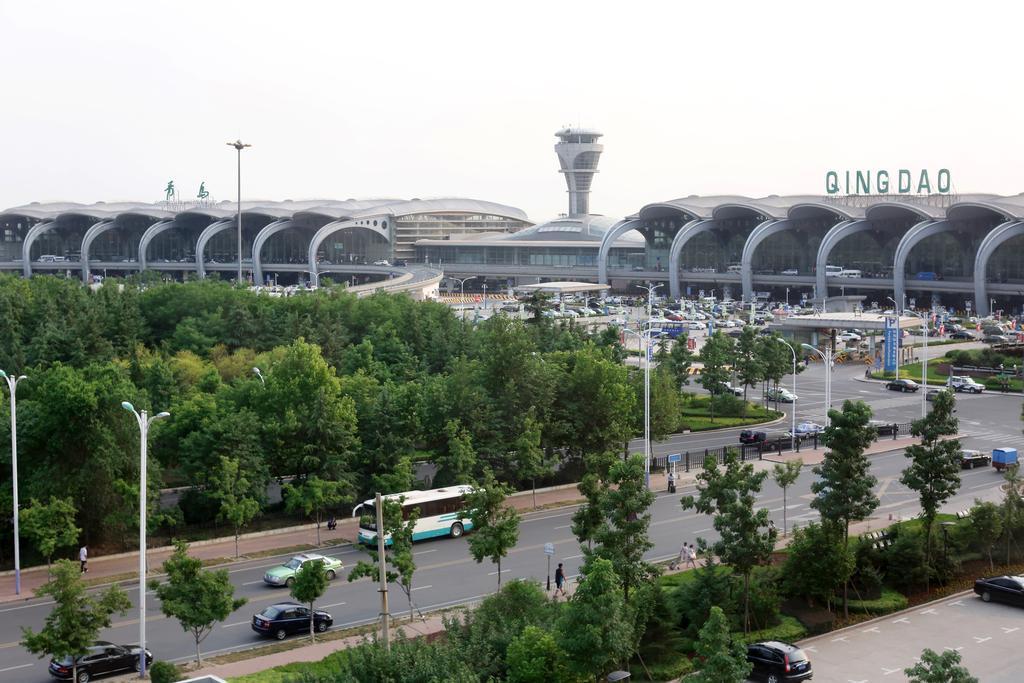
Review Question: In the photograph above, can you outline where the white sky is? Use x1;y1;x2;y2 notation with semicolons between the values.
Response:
1;0;1021;221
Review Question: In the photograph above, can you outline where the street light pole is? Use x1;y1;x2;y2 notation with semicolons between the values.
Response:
252;367;265;385
902;311;928;418
451;276;476;321
623;326;656;489
121;403;169;679
226;139;251;285
801;342;835;427
769;340;797;449
0;371;26;595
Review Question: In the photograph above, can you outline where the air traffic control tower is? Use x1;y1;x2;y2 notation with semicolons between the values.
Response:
554;128;603;216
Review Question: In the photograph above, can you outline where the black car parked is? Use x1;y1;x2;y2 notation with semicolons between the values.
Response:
48;641;153;682
746;640;813;682
950;330;975;340
740;430;767;444
252;602;334;640
974;575;1024;607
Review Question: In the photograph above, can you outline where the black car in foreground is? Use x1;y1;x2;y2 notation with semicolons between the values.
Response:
48;641;153;682
740;430;767;444
746;640;813;682
974;575;1024;607
950;330;975;340
252;602;334;640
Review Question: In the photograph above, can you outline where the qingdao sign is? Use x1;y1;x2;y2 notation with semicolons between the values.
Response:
825;169;951;195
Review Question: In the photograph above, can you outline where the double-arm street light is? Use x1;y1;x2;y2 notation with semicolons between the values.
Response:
0;370;26;595
226;139;252;285
450;276;476;320
767;339;797;449
801;342;840;427
252;367;265;385
121;403;169;679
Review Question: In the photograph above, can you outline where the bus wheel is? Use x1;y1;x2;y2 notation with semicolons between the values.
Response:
450;522;464;538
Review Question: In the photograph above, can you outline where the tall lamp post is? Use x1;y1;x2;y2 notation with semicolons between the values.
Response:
451;276;476;320
252;367;265;385
801;342;837;427
121;403;169;679
768;339;797;449
0;370;26;595
902;310;929;418
226;139;251;285
622;325;659;489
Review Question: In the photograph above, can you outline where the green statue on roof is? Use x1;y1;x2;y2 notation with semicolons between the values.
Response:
164;180;175;201
198;182;209;199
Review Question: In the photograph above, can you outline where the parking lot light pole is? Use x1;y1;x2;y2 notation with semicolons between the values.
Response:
0;371;26;595
902;310;928;418
769;339;797;449
121;402;169;679
226;139;251;285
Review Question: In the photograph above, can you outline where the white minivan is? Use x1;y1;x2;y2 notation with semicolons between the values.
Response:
838;269;862;278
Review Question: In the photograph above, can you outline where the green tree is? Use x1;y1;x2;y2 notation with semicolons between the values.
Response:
734;326;764;402
659;335;694;392
645;367;682;441
698;332;734;421
465;471;520;588
514;413;554;509
904;648;978;683
969;500;1003;572
758;334;798;408
591;454;655;601
348;496;420;620
283;476;351;547
556;557;635;680
20;497;79;573
571;450;616;549
690;605;752;683
900;390;962;589
781;521;854;611
149;541;246;665
811;399;879;617
682;450;775;632
21;560;131;683
1002;464;1023;565
208;456;262;558
289;557;329;642
435;419;478;488
771;459;802;537
507;625;569;683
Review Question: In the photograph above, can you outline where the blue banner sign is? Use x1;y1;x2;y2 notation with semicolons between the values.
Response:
884;316;898;372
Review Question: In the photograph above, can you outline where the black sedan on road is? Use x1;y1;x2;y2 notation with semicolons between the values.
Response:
252;602;334;640
746;640;813;681
974;575;1024;607
740;430;767;444
48;641;153;682
885;379;920;392
950;330;975;340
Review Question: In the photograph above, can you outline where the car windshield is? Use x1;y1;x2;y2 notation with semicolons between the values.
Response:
259;606;282;619
284;558;302;570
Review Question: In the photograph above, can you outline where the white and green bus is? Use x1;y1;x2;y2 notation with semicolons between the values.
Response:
354;485;474;545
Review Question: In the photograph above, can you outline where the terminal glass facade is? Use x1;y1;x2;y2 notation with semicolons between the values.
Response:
393;213;530;261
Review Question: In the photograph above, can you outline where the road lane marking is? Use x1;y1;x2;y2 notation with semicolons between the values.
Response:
242;580;264;586
918;608;938;615
0;663;34;673
487;569;510;576
411;585;432;591
882;667;902;675
974;636;991;643
554;524;571;530
892;617;910;624
321;601;347;608
861;626;880;633
1002;626;1019;634
969;481;997;490
830;635;848;642
222;620;250;628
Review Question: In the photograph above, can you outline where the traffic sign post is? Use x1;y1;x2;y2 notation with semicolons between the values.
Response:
544;542;554;591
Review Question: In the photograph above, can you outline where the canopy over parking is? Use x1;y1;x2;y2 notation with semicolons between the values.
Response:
516;281;611;295
775;311;922;332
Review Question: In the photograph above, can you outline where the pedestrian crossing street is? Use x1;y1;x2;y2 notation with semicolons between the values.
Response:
963;431;1023;447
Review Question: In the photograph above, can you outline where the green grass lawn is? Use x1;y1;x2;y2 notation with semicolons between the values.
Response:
680;395;782;431
871;358;1023;392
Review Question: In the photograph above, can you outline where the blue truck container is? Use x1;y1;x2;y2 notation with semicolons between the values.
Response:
992;448;1018;472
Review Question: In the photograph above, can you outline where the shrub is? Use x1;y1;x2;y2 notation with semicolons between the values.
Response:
842;587;908;615
178;488;219;526
746;568;782;630
734;615;808;646
710;393;746;417
149;661;183;683
668;560;737;639
882;530;928;593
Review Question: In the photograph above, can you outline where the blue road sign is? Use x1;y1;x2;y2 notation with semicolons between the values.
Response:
884;316;898;372
667;453;682;463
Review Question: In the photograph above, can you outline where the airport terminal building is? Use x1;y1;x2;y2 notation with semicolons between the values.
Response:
2;129;1024;316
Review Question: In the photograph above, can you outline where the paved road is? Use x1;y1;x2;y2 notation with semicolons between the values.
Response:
0;361;1020;680
802;591;1024;682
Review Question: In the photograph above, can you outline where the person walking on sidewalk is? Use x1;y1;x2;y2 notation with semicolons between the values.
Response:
79;545;88;573
554;563;566;598
685;543;698;569
670;542;688;570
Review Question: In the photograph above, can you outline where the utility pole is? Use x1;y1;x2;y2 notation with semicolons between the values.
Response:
375;492;390;651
